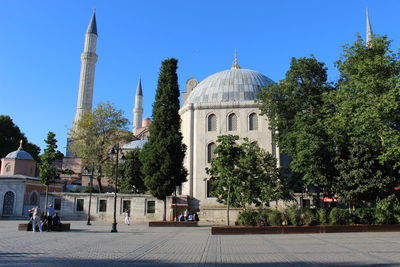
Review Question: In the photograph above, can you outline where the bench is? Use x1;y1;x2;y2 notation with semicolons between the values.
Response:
149;221;198;227
18;223;71;231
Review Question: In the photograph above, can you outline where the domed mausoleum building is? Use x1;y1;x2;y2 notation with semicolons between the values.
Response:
180;57;280;220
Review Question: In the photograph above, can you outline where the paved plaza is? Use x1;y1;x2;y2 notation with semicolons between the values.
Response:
1;220;400;266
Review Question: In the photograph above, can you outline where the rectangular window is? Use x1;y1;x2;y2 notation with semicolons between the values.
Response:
99;200;107;212
146;200;155;214
122;200;131;213
54;198;62;210
76;199;84;211
303;199;311;209
206;180;215;198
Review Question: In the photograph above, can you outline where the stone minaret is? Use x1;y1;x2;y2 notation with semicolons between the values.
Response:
366;8;373;47
133;79;143;134
67;11;98;156
73;11;98;127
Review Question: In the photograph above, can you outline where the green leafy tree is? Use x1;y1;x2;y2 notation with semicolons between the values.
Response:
118;148;146;194
207;135;289;225
69;102;130;192
326;35;400;205
258;56;335;203
140;58;187;221
39;132;59;211
0;115;40;161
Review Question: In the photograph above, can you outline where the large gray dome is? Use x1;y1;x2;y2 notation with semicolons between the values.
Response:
184;68;273;105
5;149;34;160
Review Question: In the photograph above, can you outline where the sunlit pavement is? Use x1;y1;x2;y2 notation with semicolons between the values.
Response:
1;220;400;266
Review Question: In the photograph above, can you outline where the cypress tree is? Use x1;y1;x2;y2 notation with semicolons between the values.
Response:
140;58;187;221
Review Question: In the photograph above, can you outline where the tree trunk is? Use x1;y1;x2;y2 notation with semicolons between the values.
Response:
227;184;231;226
96;174;103;193
163;198;167;221
45;185;49;214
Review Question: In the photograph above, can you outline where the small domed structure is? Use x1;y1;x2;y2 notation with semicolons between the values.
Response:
1;141;36;176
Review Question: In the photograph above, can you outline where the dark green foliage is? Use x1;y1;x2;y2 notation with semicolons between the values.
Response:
329;208;350;225
327;36;400;203
301;209;318;226
236;209;258;226
39;132;59;186
258;57;335;196
140;59;187;220
207;135;290;209
0;115;40;161
374;195;400;224
118;149;146;194
317;208;328;225
353;208;375;224
71;187;82;193
267;209;282;226
286;206;301;226
82;187;99;193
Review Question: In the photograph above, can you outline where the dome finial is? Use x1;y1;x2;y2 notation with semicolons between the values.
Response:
232;49;240;69
18;140;23;150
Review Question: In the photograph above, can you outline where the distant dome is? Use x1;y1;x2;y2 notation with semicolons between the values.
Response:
184;68;273;105
5;149;34;161
122;139;148;150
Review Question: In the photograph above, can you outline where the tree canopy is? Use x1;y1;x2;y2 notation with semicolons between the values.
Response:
69;102;131;192
118;148;147;194
140;58;187;220
39;132;59;186
0;115;40;161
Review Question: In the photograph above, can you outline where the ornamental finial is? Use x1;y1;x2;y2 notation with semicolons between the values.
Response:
18;140;23;150
231;49;240;69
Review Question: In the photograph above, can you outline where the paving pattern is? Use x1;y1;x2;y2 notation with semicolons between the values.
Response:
1;220;400;266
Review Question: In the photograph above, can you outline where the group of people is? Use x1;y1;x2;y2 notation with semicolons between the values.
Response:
28;204;61;232
178;210;199;222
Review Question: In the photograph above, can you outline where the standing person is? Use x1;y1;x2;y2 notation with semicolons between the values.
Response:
124;209;131;225
30;206;42;232
46;204;56;231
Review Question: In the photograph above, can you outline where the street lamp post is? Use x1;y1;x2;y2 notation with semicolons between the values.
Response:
86;162;94;225
110;146;119;233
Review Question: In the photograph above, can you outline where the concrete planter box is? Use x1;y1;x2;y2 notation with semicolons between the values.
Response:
211;224;400;235
149;221;198;227
18;223;71;231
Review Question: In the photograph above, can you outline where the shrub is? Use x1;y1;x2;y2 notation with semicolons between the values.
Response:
374;195;400;224
267;209;282;226
329;208;350;225
236;209;258;226
257;208;269;226
317;209;328;225
286;206;301;226
82;187;99;193
71;186;82;193
302;209;318;226
353;208;374;224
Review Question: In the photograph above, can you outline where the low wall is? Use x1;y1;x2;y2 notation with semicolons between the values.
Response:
41;193;186;222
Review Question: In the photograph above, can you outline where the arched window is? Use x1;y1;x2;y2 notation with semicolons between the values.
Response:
207;114;216;131
3;191;15;215
5;164;11;172
30;192;38;205
228;113;237;131
249;113;258;131
207;142;216;163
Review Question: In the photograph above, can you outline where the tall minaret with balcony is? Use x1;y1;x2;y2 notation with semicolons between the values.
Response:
133;79;143;135
73;10;98;126
67;11;98;156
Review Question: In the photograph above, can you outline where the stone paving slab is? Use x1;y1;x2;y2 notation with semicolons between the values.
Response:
0;220;400;266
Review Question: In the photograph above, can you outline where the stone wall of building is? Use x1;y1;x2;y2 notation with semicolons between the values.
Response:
42;192;183;222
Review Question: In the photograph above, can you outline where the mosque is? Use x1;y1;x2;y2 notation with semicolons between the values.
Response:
0;9;375;221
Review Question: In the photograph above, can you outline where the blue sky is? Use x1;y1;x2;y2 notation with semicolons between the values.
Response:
1;0;400;154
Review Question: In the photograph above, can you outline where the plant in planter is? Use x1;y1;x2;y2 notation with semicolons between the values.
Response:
302;209;318;226
317;208;328;225
286;206;301;226
353;207;374;224
236;209;258;226
267;209;282;226
329;208;350;225
374;195;400;224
